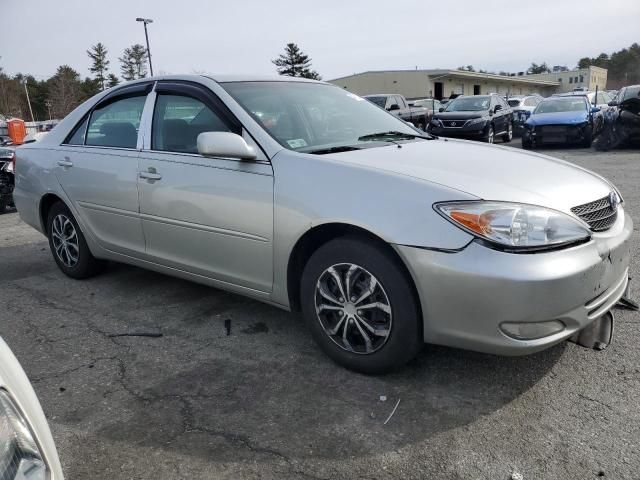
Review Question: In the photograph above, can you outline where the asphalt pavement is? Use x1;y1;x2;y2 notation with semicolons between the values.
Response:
0;144;639;479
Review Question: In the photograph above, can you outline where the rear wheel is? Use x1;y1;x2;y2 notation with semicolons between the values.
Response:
300;236;422;374
522;138;533;149
581;128;593;148
47;202;105;279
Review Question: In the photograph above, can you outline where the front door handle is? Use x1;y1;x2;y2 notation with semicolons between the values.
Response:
57;160;73;167
139;170;162;181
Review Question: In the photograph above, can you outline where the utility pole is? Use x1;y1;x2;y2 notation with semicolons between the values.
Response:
136;17;154;76
22;79;35;122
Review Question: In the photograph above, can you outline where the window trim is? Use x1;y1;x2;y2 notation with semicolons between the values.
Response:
61;81;154;149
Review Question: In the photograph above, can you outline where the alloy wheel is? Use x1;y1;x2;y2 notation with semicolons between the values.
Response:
314;263;392;354
487;127;494;144
51;214;79;267
507;123;513;141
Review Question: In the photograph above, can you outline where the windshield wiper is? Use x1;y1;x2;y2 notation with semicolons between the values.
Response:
358;131;436;141
307;145;363;155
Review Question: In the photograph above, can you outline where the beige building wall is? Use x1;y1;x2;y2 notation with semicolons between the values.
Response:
522;66;607;93
330;70;558;100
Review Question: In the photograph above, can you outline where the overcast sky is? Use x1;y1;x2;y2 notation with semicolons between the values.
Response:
1;0;638;81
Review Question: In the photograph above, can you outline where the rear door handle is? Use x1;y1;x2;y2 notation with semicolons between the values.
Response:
57;160;73;167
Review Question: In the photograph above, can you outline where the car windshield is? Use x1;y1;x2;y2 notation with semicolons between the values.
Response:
445;96;491;112
364;96;387;107
507;99;522;107
222;82;424;154
535;98;587;114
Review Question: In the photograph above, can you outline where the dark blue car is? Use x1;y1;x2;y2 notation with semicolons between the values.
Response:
522;96;600;149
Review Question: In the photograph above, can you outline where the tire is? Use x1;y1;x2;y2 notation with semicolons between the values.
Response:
0;197;7;214
522;139;533;150
46;201;105;279
502;122;513;143
484;125;494;144
300;236;422;374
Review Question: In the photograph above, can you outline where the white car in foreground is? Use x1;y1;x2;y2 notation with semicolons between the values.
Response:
0;336;63;479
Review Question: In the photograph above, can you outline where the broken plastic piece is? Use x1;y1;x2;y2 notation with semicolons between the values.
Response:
568;310;614;350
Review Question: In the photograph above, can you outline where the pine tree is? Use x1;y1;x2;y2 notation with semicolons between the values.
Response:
87;43;110;90
119;44;148;81
106;73;120;88
272;43;321;80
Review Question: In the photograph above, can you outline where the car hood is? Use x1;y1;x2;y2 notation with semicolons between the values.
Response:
527;111;588;126
433;111;487;120
330;139;612;213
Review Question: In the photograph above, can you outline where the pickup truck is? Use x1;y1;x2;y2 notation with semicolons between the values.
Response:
363;94;429;131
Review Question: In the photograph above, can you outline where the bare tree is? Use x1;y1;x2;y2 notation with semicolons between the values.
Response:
48;65;83;118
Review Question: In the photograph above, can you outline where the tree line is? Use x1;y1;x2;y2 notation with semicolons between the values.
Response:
0;42;150;121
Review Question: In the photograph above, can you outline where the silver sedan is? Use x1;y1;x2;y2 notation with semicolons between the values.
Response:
13;75;632;373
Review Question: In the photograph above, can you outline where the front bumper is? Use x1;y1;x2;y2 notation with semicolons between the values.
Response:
522;123;590;146
395;210;633;355
429;122;488;139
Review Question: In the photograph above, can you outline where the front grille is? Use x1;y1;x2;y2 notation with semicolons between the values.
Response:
571;195;618;231
442;120;467;128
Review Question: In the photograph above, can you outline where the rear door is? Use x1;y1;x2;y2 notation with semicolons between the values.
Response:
137;81;274;292
56;83;151;255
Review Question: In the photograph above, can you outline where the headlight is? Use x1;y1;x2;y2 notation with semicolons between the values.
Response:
0;389;48;480
435;201;591;251
467;117;486;126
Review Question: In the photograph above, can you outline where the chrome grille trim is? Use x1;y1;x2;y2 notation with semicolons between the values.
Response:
571;195;618;232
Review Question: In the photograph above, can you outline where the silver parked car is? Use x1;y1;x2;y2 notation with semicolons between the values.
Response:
14;75;632;373
0;336;64;479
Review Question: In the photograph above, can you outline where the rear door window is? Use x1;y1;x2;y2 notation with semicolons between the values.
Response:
86;96;146;148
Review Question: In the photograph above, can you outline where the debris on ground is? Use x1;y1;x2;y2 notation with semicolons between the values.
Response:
224;318;232;336
383;398;401;425
379;395;387;402
511;471;524;480
107;332;163;338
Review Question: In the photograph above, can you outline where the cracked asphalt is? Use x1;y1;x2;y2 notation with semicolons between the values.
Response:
0;145;639;479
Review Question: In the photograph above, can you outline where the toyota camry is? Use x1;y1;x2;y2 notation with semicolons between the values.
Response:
13;75;632;373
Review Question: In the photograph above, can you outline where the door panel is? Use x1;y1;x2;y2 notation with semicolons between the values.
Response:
56;147;144;255
138;153;274;292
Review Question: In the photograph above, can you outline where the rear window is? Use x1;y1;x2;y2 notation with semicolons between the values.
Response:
623;86;640;101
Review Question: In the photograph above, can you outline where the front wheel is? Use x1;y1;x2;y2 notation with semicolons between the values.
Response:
502;122;513;143
484;125;494;144
300;237;422;374
47;202;105;279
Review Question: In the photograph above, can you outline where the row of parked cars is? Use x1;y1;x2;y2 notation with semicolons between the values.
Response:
364;86;640;150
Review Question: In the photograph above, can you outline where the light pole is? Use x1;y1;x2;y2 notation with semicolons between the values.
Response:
136;17;154;76
22;79;35;122
44;100;52;121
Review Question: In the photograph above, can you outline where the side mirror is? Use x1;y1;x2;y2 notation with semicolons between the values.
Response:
494;105;502;113
607;101;618;107
438;107;445;113
197;132;257;160
387;104;400;111
591;107;601;114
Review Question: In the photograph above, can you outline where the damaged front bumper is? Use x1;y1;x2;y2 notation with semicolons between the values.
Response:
394;210;633;356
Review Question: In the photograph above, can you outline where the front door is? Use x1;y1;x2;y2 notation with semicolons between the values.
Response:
137;83;274;293
55;89;148;256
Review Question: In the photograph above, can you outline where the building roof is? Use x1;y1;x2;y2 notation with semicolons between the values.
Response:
330;69;560;86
